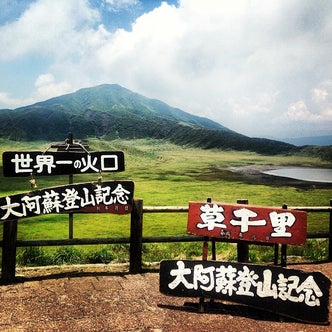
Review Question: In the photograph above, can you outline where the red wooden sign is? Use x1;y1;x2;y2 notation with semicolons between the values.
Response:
187;202;307;245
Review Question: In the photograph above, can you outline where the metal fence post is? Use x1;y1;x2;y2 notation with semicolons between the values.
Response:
129;199;143;273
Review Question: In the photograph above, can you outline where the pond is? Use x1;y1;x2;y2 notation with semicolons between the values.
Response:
262;167;332;183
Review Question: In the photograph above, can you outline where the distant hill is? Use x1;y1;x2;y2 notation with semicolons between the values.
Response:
280;136;332;146
0;84;297;155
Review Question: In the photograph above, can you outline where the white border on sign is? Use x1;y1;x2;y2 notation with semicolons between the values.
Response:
101;155;118;171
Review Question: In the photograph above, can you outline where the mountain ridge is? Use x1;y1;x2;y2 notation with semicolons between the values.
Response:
19;84;227;131
0;84;297;155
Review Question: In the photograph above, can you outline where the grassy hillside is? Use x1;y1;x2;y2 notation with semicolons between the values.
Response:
1;137;331;219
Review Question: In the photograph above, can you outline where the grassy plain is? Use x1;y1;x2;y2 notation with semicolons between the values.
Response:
0;138;331;264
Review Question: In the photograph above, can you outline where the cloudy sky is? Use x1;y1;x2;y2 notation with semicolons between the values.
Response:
0;0;331;139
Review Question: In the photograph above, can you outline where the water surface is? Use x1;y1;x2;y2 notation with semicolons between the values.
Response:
262;168;332;183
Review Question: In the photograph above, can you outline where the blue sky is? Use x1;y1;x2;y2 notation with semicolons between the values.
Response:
0;0;331;139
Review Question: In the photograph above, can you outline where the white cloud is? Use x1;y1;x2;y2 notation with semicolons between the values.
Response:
227;92;279;117
35;73;56;88
0;0;99;61
312;87;328;103
34;73;72;101
0;92;34;109
0;0;332;137
310;80;332;122
311;80;332;104
285;101;320;122
284;87;332;125
0;73;71;108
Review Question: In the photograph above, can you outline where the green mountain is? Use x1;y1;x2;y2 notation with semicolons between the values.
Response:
0;84;296;154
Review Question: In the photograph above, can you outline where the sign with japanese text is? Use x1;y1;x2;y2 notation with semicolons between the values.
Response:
187;202;307;245
160;260;330;324
0;180;134;221
2;151;125;177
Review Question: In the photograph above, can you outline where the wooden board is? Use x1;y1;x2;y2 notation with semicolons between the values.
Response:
2;151;125;176
160;259;330;324
187;202;307;245
0;180;134;221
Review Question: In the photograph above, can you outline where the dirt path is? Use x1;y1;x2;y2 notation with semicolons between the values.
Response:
0;262;331;331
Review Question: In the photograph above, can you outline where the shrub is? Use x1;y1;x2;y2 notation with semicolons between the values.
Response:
86;246;114;264
51;247;83;265
17;247;51;266
303;239;328;261
110;244;130;262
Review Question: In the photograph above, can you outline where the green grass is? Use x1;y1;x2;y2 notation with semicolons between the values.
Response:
1;138;331;265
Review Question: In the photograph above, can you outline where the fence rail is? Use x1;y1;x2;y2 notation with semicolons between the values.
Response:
1;199;331;284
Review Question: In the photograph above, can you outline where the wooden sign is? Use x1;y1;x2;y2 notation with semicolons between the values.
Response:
187;202;307;245
0;181;134;221
160;260;330;324
2;151;125;177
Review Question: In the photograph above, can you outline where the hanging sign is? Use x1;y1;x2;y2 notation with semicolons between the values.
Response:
2;151;125;177
160;259;330;324
187;202;307;245
0;180;134;221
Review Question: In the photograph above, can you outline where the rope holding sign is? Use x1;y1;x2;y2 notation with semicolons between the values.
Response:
29;173;38;190
97;170;103;184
